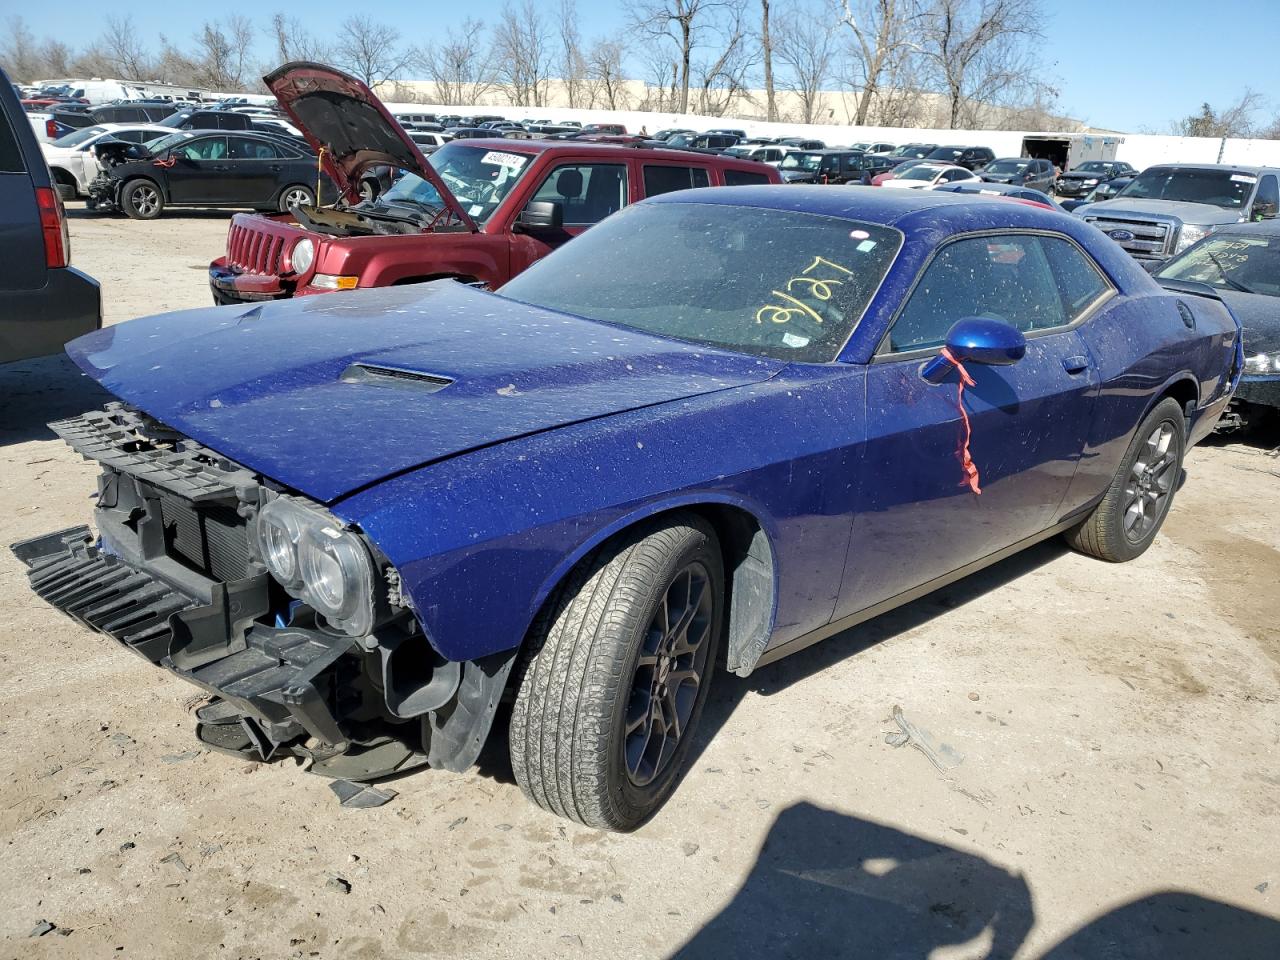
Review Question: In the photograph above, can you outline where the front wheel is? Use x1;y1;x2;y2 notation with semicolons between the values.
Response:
122;179;163;220
1065;397;1186;562
278;184;315;212
510;513;723;831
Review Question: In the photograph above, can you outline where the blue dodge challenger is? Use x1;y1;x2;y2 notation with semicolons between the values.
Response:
15;188;1242;829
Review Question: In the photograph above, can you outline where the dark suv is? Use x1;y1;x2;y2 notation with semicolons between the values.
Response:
926;145;995;170
0;68;101;363
778;149;867;184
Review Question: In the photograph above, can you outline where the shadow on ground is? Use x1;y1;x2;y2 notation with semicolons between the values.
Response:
0;352;113;446
671;801;1280;960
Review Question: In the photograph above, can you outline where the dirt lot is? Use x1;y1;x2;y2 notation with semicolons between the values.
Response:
1;207;1278;959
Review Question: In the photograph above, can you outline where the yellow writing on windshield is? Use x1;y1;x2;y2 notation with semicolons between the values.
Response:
756;256;853;325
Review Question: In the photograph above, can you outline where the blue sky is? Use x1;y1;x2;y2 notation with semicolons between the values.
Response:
38;0;1280;133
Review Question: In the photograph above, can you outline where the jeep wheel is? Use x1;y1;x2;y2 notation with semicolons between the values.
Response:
510;513;723;831
122;179;163;220
1065;396;1185;562
278;185;315;212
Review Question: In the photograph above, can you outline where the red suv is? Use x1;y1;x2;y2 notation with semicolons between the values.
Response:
208;63;780;305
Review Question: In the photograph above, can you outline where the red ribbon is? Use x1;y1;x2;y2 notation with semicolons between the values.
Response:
940;347;982;495
153;157;177;168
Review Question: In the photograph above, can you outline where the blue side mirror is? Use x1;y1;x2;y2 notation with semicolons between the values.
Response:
921;317;1026;383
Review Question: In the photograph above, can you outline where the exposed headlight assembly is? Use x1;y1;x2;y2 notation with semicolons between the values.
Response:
1175;223;1214;254
289;237;315;275
1244;351;1280;375
253;498;377;636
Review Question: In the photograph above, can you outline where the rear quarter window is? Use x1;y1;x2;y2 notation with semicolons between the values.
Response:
643;165;711;197
724;169;770;186
0;108;25;173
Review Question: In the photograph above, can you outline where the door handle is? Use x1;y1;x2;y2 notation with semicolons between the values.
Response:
1062;355;1089;375
212;164;230;171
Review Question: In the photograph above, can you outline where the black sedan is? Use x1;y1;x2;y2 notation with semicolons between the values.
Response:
88;131;335;220
1155;220;1280;425
1055;160;1137;199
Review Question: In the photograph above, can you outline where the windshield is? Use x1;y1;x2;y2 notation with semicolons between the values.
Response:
1116;167;1254;209
780;153;822;171
52;125;108;148
397;143;533;223
900;166;943;181
498;203;902;363
1157;233;1280;297
985;159;1029;174
157;112;194;128
1074;162;1108;174
927;147;964;160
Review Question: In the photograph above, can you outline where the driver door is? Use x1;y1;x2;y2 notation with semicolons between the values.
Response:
834;233;1109;619
509;161;630;276
165;135;228;203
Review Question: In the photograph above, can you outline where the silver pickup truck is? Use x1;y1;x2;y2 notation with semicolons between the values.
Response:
1079;163;1280;268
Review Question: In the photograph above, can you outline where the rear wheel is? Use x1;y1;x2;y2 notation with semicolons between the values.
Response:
510;513;723;831
122;179;163;220
278;185;315;212
1065;397;1186;562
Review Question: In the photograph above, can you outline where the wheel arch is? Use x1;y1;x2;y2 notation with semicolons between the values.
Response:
1150;373;1199;424
121;174;165;201
521;496;781;682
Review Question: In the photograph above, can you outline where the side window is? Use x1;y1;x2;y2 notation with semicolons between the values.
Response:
114;130;150;144
1256;175;1279;212
724;169;770;186
1040;236;1113;321
229;137;279;160
177;137;228;161
887;235;1069;352
643;164;710;197
529;163;628;226
0;108;24;173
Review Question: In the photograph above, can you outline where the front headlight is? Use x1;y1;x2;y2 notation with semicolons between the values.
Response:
1244;351;1280;375
289;237;314;275
1175;223;1213;253
253;497;377;636
1081;178;1098;186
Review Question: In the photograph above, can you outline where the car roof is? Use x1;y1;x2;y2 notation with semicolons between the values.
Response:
446;137;761;164
1143;162;1277;175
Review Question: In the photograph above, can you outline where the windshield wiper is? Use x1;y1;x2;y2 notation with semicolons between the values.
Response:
1205;251;1257;294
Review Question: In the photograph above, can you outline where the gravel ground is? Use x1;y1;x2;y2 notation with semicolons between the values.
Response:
1;207;1278;959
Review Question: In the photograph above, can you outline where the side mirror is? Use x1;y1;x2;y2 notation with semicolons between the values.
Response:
1252;199;1277;220
515;200;563;232
922;317;1027;383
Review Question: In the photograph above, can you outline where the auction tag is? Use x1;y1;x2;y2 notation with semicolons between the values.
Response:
781;332;811;348
1231;174;1257;183
481;151;528;169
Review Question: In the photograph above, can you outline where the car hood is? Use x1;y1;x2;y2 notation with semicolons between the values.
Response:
1215;291;1280;353
263;61;475;228
65;281;784;503
1058;171;1104;181
980;173;1023;183
1082;197;1247;226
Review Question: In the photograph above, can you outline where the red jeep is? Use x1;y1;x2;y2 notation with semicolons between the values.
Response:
208;63;780;305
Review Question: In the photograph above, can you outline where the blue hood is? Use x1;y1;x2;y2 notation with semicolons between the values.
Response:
67;282;783;502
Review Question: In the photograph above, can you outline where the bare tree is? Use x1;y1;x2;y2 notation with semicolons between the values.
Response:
187;17;255;90
334;16;409;87
693;1;757;117
491;0;553;107
584;38;632;110
418;18;496;106
1173;90;1266;139
918;0;1043;129
269;13;332;64
834;0;925;126
99;16;154;80
773;5;834;123
634;0;721;115
40;39;74;78
759;0;778;121
557;0;588;108
0;17;43;81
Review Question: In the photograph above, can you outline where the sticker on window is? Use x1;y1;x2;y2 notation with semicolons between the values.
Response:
1230;174;1257;183
781;332;811;348
481;151;528;169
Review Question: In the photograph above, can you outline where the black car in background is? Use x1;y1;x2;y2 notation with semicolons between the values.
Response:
777;149;867;183
926;144;996;170
980;156;1057;192
859;153;908;180
0;68;100;363
156;109;255;131
1055;160;1138;198
88;130;335;219
886;143;938;159
1060;176;1136;212
932;179;1068;212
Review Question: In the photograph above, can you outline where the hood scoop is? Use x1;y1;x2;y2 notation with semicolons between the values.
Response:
340;363;453;392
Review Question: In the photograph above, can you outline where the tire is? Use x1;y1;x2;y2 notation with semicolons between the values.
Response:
278;185;315;212
1065;397;1186;562
510;513;723;831
122;179;163;220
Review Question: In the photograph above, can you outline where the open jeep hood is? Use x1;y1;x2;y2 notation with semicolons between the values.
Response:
264;61;475;229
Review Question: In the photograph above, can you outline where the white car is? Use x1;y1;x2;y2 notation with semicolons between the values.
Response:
250;116;303;137
41;123;173;198
880;163;981;190
409;131;450;149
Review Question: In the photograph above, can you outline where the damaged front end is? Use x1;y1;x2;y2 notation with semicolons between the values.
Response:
83;139;141;212
13;403;514;783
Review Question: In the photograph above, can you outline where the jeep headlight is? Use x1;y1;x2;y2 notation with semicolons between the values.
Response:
253;498;376;636
1244;351;1280;375
1175;223;1213;254
289;237;314;275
